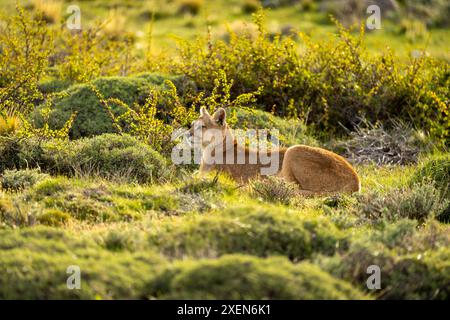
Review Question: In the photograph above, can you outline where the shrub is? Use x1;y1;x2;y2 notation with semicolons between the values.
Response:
250;176;297;205
367;219;450;253
0;134;168;184
411;154;450;200
145;254;366;299
0;169;48;192
55;23;135;83
73;134;168;183
38;79;72;94
399;18;428;42
177;0;203;15
322;243;450;299
35;74;182;139
402;0;450;28
353;183;448;224
231;107;318;147
148;204;347;260
0;227;166;299
242;0;260;14
37;209;71;226
177;173;236;195
30;0;62;24
174;10;450;144
0;4;53;115
411;154;450;222
0;197;37;227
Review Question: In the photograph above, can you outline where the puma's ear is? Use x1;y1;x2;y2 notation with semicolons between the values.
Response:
200;107;210;117
213;108;226;126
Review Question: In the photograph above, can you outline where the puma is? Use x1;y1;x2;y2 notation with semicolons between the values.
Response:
188;107;361;195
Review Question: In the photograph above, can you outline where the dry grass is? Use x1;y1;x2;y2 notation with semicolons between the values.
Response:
0;115;21;137
336;121;429;166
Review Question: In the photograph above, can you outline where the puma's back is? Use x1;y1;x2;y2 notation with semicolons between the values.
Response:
279;145;361;194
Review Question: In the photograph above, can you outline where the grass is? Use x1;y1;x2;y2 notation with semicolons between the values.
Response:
0;0;449;300
0;159;449;299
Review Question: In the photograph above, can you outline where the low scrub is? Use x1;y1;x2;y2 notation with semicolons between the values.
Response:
0;169;48;192
322;243;450;299
34;74;189;139
145;254;367;299
250;176;297;205
411;154;450;199
148;204;347;260
175;11;450;144
352;183;448;224
0;134;168;184
0;227;166;299
232;107;318;147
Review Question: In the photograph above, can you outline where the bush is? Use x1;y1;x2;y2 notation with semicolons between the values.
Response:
175;11;450;144
402;0;450;28
353;183;448;224
0;169;48;192
148;204;347;260
322;243;450;299
0;4;52;114
177;0;203;15
411;154;450;200
145;254;366;299
73;134;168;183
242;0;260;14
0;227;166;299
231;107;318;147
0;134;168;184
411;154;450;222
37;209;71;227
250;176;297;205
35;74;185;139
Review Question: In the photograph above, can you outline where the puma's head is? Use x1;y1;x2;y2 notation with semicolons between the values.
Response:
188;107;231;149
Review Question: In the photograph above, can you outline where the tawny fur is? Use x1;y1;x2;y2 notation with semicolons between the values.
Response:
189;108;361;195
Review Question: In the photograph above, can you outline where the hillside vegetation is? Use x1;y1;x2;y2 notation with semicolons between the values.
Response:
0;1;449;299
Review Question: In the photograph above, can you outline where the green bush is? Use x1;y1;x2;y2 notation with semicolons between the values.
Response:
0;169;48;192
367;219;450;253
411;154;450;200
401;0;450;28
242;0;260;14
0;134;168;183
411;154;450;222
177;0;203;15
175;11;450;144
148;204;347;260
73;134;168;183
353;183;448;224
35;74;189;139
0;227;166;299
322;243;450;299
145;254;366;299
37;209;71;227
38;79;73;94
250;176;297;205
231;107;318;147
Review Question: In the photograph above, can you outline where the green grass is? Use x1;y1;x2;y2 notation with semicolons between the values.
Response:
0;158;449;299
0;0;449;300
